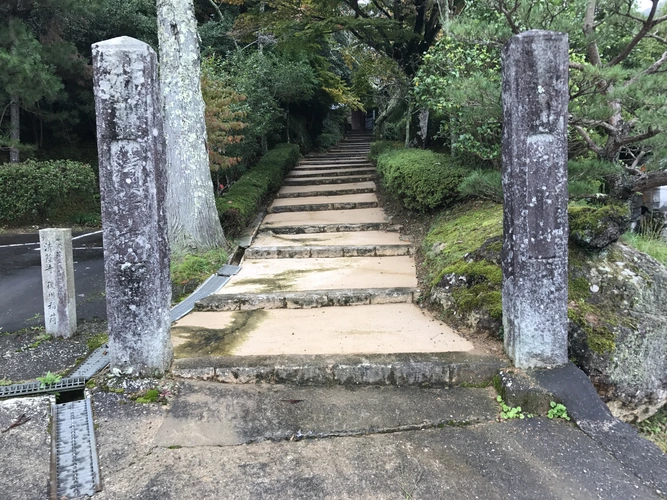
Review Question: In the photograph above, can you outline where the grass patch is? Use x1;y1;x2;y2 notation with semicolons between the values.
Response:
171;248;229;303
621;232;667;266
423;202;503;286
87;333;108;351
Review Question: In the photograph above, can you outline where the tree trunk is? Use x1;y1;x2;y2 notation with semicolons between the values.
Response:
404;100;412;147
374;91;402;140
157;0;226;254
10;95;20;163
418;108;429;148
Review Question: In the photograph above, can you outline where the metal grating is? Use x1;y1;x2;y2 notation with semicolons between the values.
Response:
170;274;230;322
217;265;241;277
69;344;110;379
0;377;86;399
51;398;101;499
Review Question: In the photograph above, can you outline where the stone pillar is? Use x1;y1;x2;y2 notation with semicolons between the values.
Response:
501;30;569;369
92;36;172;376
39;228;76;338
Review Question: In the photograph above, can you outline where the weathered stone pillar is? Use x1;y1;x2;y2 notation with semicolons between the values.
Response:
39;228;76;338
501;30;569;369
92;36;173;375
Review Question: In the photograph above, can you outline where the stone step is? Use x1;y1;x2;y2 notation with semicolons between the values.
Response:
269;193;378;212
172;350;504;386
261;222;401;234
305;153;367;159
268;201;378;213
287;168;376;178
253;230;407;247
277;181;376;198
216;256;416;295
195;287;418;311
154;383;499;448
299;158;370;165
282;175;376;186
293;163;374;170
171;304;472;359
245;244;414;259
260;208;387;230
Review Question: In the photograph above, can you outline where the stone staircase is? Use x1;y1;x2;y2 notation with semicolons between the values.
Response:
171;131;505;383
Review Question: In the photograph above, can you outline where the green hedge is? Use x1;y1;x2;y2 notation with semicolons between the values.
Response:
0;160;98;225
216;143;301;237
375;148;466;212
368;141;402;161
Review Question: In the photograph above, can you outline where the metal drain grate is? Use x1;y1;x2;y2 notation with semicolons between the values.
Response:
170;274;230;322
69;344;110;379
0;377;86;399
51;398;101;499
217;264;241;276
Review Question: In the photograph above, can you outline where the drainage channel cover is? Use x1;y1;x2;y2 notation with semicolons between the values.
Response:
51;398;101;499
217;264;241;277
69;344;110;379
170;274;230;322
0;377;86;399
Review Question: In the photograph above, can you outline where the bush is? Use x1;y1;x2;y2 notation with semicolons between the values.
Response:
368;141;402;161
0;160;98;225
376;148;466;212
216;143;300;237
458;170;503;203
315;133;338;151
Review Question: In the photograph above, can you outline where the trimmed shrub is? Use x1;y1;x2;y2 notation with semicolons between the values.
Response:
376;148;466;212
0;160;98;225
217;143;300;237
368;141;402;161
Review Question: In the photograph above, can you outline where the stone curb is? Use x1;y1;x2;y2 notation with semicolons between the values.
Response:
194;287;418;311
172;352;507;387
268;201;378;213
244;244;414;259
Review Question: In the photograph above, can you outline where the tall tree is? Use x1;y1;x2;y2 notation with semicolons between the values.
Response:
157;0;227;254
0;0;84;162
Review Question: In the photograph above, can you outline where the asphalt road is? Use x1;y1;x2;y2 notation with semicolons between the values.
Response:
0;230;107;333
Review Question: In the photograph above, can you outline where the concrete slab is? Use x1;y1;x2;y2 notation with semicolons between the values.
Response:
261;208;387;228
154;382;497;447
288;168;374;177
0;396;51;500
84;390;661;500
252;230;405;247
171;303;468;357
282;175;375;186
270;193;378;209
216;256;416;294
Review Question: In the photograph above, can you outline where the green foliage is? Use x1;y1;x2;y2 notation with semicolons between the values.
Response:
315;108;348;151
621;232;667;267
496;396;532;420
636;405;667;453
414;36;501;164
368;141;402;161
567;159;623;200
376;149;466;212
87;334;108;352
0;378;12;386
134;389;160;404
37;371;62;389
458;170;503;203
217;143;300;237
0;160;98;224
201;56;247;174
547;402;571;421
171;248;230;303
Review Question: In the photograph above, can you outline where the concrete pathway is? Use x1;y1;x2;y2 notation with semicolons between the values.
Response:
172;132;473;358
